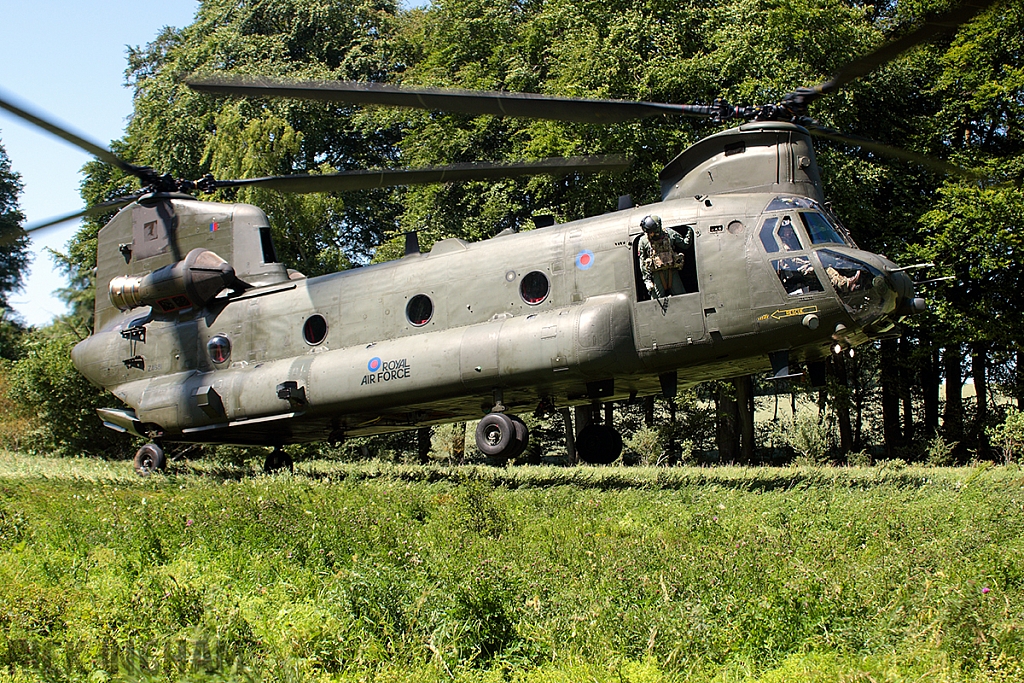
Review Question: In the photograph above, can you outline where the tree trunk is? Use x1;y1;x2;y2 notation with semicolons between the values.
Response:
716;382;740;464
850;352;865;451
735;375;755;464
667;400;677;459
880;338;901;459
922;336;941;438
899;335;916;448
830;356;853;457
644;396;655;427
417;426;432;464
971;341;989;457
943;345;964;455
558;409;577;465
1017;350;1024;411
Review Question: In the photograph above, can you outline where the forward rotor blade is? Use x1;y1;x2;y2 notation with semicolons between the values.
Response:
793;0;1002;108
211;155;631;193
0;89;152;181
189;76;705;124
807;126;979;178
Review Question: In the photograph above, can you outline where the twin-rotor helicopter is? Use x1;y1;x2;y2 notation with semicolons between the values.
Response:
0;0;992;473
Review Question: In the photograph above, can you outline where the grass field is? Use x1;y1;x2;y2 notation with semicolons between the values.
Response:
0;452;1022;682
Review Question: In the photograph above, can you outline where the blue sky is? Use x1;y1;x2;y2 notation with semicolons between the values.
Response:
0;1;201;327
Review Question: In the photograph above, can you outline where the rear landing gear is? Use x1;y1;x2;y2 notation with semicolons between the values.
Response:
263;446;294;474
570;403;624;465
576;423;623;464
133;442;165;476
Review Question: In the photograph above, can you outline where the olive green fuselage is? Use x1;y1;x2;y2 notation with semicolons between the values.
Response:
71;122;914;446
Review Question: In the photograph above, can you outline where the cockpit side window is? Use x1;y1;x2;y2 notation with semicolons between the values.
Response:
772;256;824;296
759;217;780;253
801;212;845;246
761;215;806;253
777;216;803;251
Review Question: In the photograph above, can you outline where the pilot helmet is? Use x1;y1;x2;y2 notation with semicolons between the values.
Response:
641;215;663;234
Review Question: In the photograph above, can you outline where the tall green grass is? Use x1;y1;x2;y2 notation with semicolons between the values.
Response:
0;451;1022;682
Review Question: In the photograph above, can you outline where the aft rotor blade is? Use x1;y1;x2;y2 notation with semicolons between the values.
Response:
0;89;152;181
212;155;631;193
0;195;141;247
794;0;1002;107
807;126;979;178
189;76;708;124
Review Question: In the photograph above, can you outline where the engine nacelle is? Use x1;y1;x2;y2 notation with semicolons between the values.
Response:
109;248;239;313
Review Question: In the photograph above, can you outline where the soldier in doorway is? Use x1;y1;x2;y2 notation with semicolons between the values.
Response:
638;214;692;298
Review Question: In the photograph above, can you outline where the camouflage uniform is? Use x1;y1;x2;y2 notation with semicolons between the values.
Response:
638;224;692;297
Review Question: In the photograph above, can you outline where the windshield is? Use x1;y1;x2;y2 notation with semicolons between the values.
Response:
801;212;846;246
817;250;891;323
765;196;818;211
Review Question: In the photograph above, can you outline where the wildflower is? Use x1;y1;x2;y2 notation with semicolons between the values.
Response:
982;587;991;594
185;519;194;527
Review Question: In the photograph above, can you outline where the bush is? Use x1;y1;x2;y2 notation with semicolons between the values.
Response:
987;407;1024;463
778;412;834;465
5;329;130;457
926;434;958;466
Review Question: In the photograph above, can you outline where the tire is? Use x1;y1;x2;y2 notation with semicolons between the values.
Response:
475;413;515;457
133;443;165;476
576;424;624;465
263;449;294;474
505;415;530;460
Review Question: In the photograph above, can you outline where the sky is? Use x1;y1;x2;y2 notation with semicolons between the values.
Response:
0;1;201;327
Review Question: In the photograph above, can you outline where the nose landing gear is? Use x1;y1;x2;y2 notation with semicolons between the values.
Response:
133;442;166;476
263;446;294;474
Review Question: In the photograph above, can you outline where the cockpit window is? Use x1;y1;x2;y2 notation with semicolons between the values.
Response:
760;215;805;253
801;212;846;246
772;256;824;296
759;217;779;252
765;196;818;212
818;250;878;294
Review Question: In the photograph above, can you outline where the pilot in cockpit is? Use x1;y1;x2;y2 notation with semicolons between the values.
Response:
777;215;860;293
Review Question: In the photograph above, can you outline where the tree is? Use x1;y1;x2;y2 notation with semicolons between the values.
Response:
6;325;131;457
0;138;28;318
66;0;409;314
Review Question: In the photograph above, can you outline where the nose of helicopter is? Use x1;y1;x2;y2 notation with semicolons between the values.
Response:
819;249;927;337
884;266;927;318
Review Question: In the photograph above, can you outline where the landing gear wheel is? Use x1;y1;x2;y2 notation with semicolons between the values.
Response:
475;413;516;457
263;447;294;474
576;424;623;465
505;415;530;461
133;443;165;476
475;413;530;463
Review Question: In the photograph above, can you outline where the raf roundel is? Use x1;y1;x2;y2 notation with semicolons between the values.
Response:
367;357;382;372
575;250;595;270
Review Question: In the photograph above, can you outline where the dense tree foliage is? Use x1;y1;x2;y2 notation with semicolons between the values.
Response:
0;139;28;320
4;0;1023;460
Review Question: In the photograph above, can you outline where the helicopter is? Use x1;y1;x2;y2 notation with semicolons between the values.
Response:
0;0;993;474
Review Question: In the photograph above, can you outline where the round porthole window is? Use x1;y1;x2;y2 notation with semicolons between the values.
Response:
520;271;550;305
208;335;231;364
303;314;328;345
407;294;433;326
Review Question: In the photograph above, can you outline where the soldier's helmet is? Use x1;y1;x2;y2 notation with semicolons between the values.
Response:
641;215;662;233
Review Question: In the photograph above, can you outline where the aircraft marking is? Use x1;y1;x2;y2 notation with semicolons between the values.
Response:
757;305;819;322
362;357;412;385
